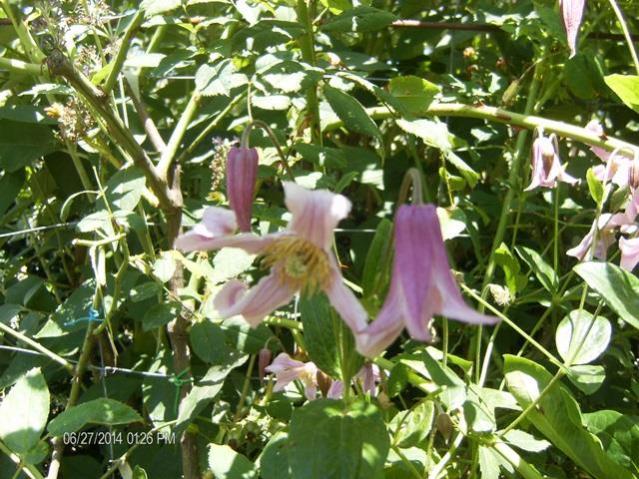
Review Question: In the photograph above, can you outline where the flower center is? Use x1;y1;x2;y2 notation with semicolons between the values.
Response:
260;236;332;293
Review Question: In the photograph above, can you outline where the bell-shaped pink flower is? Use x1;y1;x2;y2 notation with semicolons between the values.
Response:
355;205;498;358
176;182;368;332
525;132;577;191
560;0;585;57
566;214;618;261
227;146;258;232
620;237;639;271
264;353;318;400
586;120;636;188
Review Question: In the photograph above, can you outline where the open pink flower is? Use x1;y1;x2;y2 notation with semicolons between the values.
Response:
176;182;368;331
587;120;635;187
525;132;577;191
560;0;585;57
227;146;258;232
265;353;318;400
355;205;498;358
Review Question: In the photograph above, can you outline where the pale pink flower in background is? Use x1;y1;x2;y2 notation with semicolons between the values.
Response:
560;0;585;57
355;205;498;358
525;132;577;191
566;214;618;261
265;353;318;400
619;237;639;271
586;120;635;187
176;182;368;331
324;363;381;398
227;146;259;232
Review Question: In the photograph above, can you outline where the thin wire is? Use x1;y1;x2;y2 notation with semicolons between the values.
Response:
0;222;77;239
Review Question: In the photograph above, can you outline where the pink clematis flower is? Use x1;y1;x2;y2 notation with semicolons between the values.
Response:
619;237;639;271
227;146;259;232
176;182;368;332
560;0;586;57
325;363;381;399
587;120;636;187
525;131;577;191
566;214;618;261
355;205;498;358
265;353;318;400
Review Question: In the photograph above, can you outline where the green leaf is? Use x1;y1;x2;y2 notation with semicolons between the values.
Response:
322;6;396;33
361;219;393;298
515;246;558;293
388;76;440;114
299;293;363;380
288;399;390;479
494;243;527;295
324;86;382;140
142;302;181;332
141;0;181;16
190;319;231;364
195;60;248;97
47;398;142;436
565;54;605;100
604;74;639;113
211;248;255;284
566;365;606;395
574;262;639;330
0;121;57;172
391;401;434;448
257;432;291;479
0;169;25;216
0;368;49;455
583;410;639;470
555;310;611;365
133;465;149;479
176;355;247;430
208;444;257;479
503;355;634;479
319;0;351;14
503;430;550;452
586;167;604;204
105;167;146;212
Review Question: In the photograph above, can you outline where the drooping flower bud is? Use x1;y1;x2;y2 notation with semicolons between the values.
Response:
258;348;272;382
226;146;258;232
525;131;577;191
560;0;586;58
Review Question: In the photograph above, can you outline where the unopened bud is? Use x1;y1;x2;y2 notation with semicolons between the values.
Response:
258;348;272;382
227;146;258;232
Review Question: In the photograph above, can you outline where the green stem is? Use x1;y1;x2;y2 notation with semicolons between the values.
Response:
296;0;321;145
473;67;542;382
176;92;246;165
0;56;41;75
324;103;639;155
103;10;145;93
158;91;202;179
0;440;43;479
0;322;73;373
607;0;639;75
491;441;544;479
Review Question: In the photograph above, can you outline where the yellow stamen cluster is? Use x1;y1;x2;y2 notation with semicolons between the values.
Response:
260;236;332;293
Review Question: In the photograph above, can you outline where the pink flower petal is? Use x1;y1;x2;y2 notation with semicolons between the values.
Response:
323;264;369;333
355;280;406;357
586;120;610;162
283;181;351;250
620;237;639;271
175;207;274;253
327;380;344;399
214;274;296;327
560;0;585;57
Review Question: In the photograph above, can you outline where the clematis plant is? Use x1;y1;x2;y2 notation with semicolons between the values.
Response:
265;353;319;401
356;203;498;358
227;145;258;232
560;0;585;57
525;129;577;191
176;182;368;333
